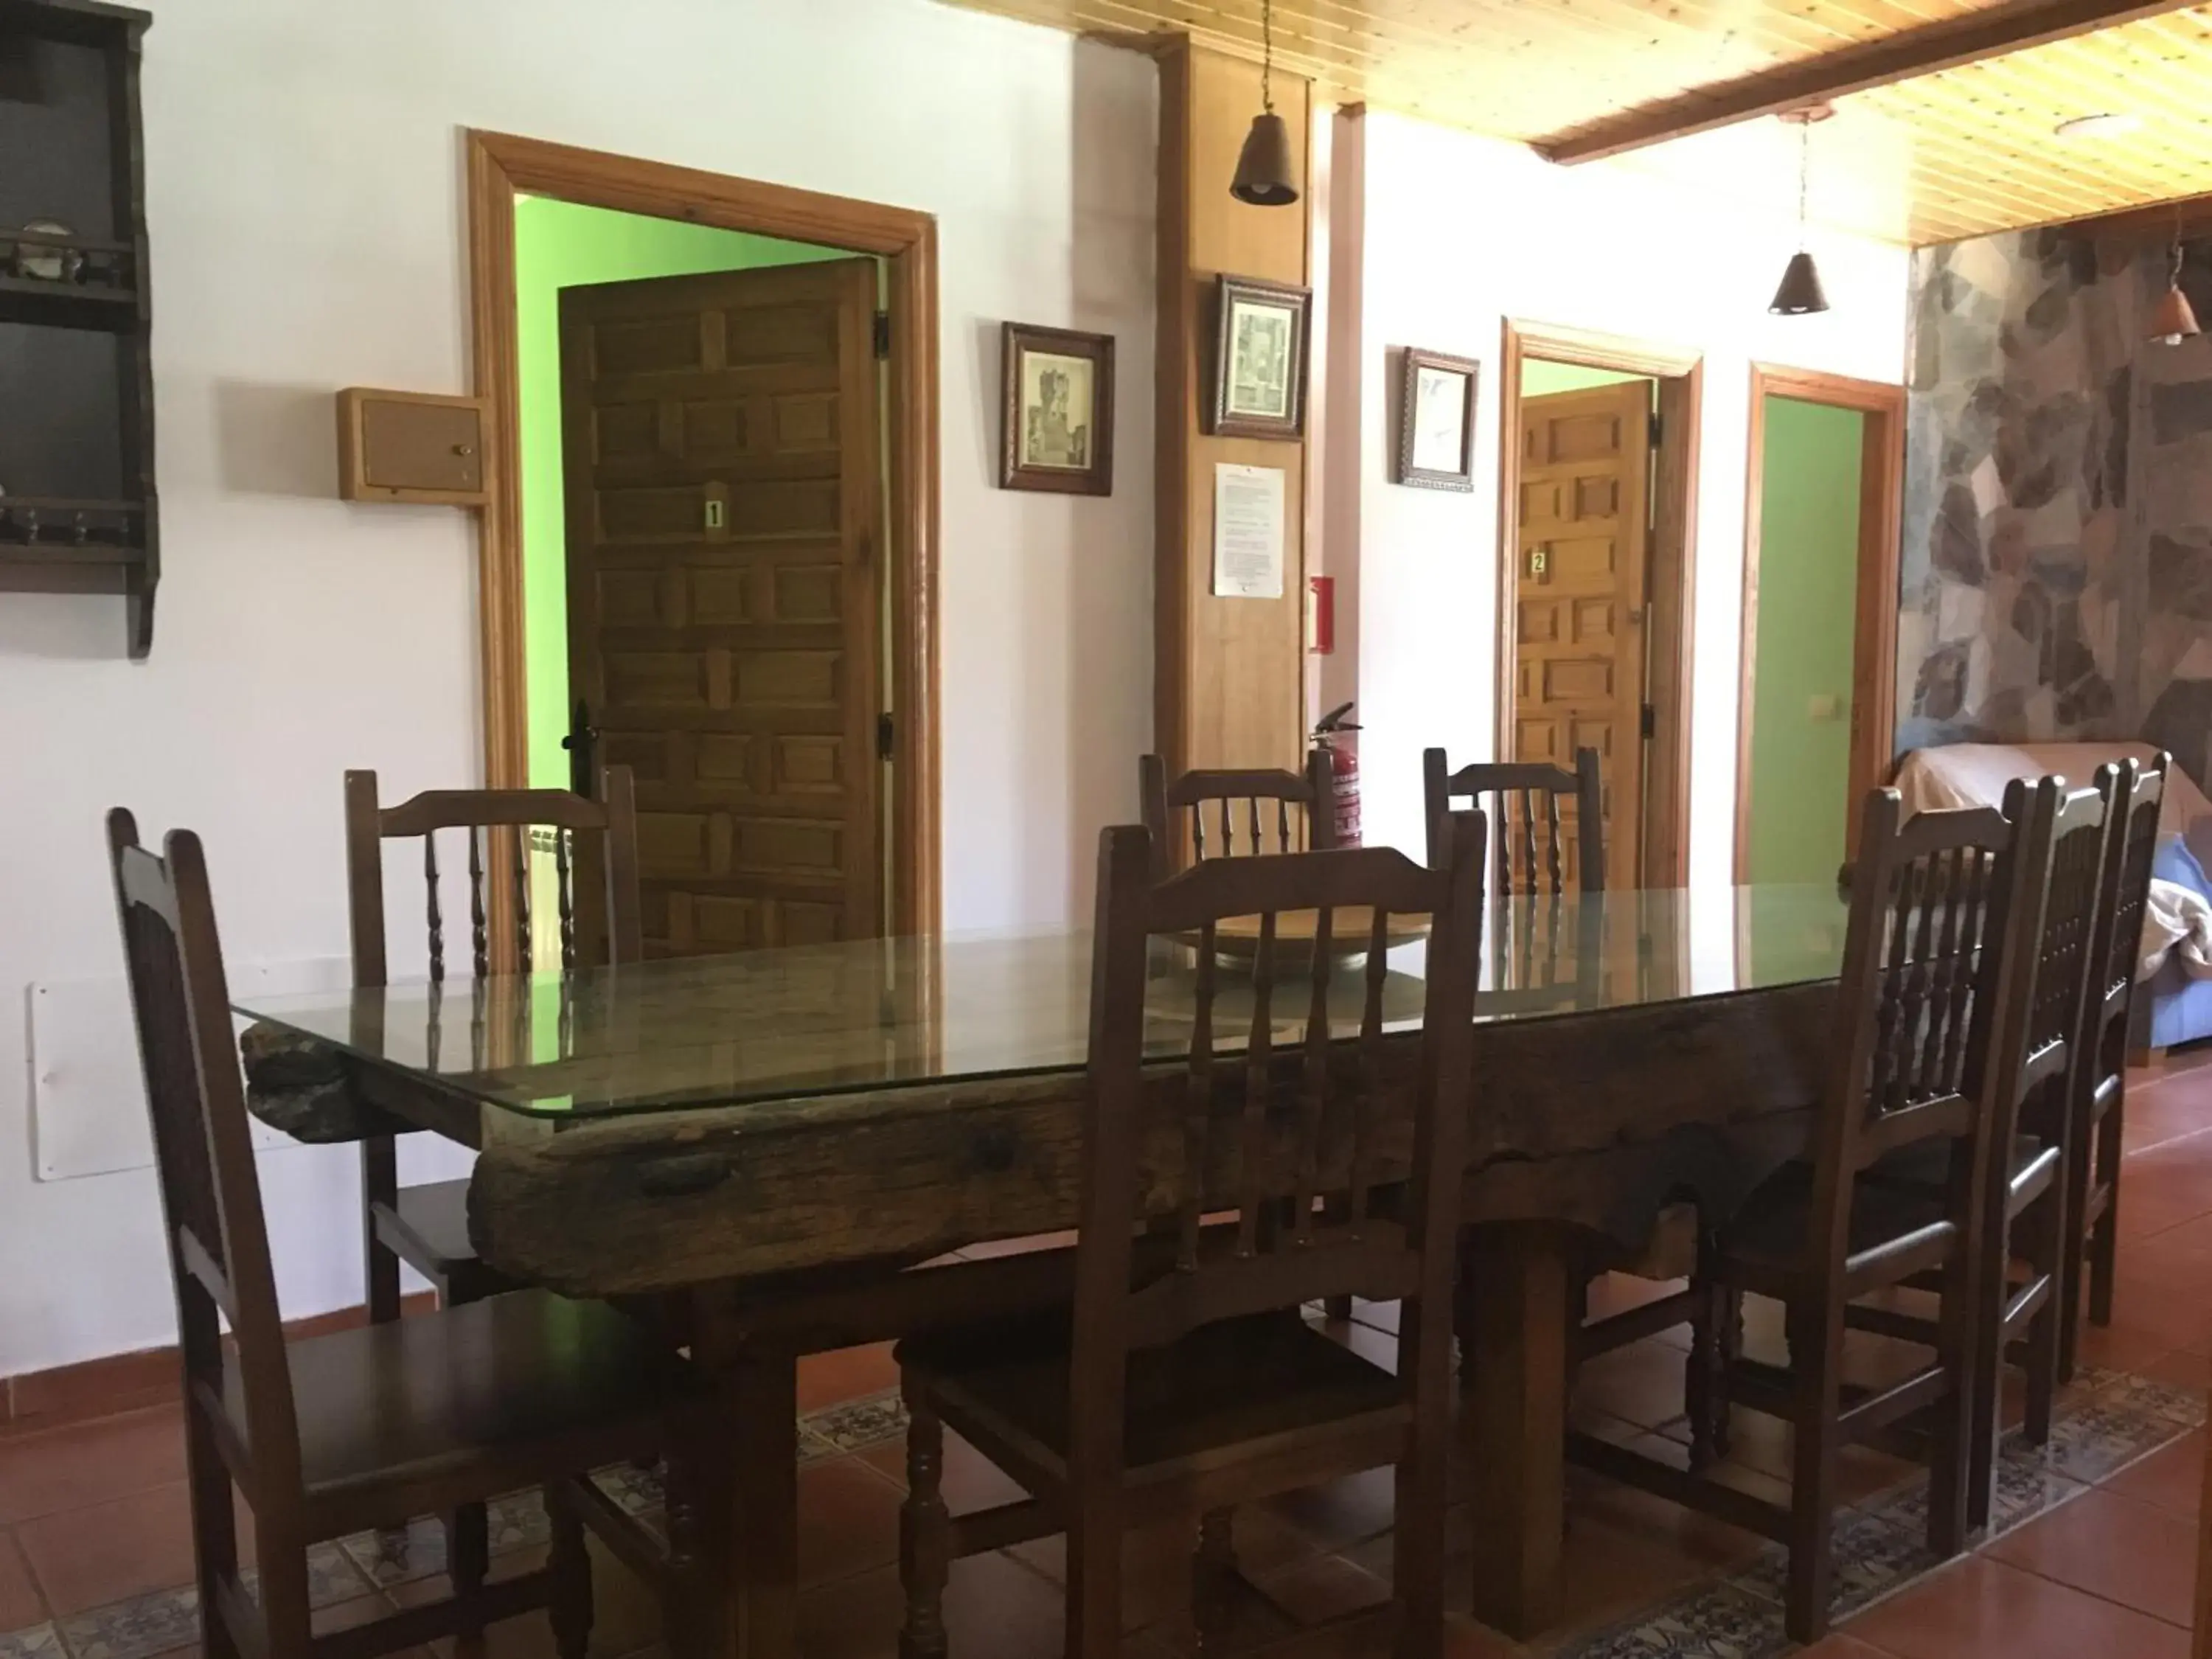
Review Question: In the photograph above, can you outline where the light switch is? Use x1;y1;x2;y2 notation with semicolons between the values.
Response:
1808;693;1842;723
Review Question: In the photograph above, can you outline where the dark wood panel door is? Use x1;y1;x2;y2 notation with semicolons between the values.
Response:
560;258;883;956
1514;383;1651;891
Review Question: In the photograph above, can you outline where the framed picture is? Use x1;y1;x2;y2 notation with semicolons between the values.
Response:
1394;347;1479;490
1208;274;1310;440
999;323;1114;495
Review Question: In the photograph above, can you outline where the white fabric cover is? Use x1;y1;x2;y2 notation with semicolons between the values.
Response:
1889;742;2212;982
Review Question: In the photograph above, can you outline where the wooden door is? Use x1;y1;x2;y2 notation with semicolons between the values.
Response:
1513;383;1652;891
560;258;883;957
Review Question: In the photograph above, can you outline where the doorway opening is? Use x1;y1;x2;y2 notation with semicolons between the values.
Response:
1735;366;1905;883
466;131;942;961
1497;322;1701;888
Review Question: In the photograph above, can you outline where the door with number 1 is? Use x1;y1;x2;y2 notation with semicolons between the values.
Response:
559;257;885;956
1514;380;1652;889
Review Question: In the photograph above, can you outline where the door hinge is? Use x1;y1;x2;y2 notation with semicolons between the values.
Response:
877;711;895;760
872;310;891;359
1641;703;1656;738
1649;413;1663;448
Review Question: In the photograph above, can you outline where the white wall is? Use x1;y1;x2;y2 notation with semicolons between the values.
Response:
0;0;1157;1374
1343;113;1910;881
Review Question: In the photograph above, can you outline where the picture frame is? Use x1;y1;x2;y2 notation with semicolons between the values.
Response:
1394;347;1479;491
999;322;1114;495
1208;274;1310;440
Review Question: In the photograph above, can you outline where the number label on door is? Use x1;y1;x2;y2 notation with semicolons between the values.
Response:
1528;546;1548;577
704;499;726;530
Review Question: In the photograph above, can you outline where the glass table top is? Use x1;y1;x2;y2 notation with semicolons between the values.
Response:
233;883;1849;1121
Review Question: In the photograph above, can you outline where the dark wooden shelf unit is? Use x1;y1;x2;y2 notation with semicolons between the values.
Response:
0;0;156;658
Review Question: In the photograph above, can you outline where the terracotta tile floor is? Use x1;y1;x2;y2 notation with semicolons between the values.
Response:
5;1054;2212;1659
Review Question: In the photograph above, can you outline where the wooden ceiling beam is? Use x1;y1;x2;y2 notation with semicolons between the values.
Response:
1537;0;2204;165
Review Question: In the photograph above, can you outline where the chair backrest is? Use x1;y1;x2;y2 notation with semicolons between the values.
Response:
108;812;303;1498
2081;754;2168;1085
1803;785;2047;1269
1068;810;1486;1503
344;768;642;984
1137;752;1335;876
2004;776;2112;1118
1423;747;1604;895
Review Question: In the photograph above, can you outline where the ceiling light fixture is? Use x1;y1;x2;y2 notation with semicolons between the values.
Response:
2054;112;2142;141
1231;0;1298;207
2149;213;2200;346
1770;104;1833;316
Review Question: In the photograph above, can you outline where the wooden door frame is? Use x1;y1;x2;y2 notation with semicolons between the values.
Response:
1497;319;1702;888
465;128;942;944
1735;364;1905;882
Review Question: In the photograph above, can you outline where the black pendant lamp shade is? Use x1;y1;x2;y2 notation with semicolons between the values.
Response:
2149;232;2201;345
1769;106;1832;317
1770;251;1830;316
1233;111;1298;206
1232;0;1298;206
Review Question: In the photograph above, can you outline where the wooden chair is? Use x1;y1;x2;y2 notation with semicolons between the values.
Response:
346;770;642;1575
2059;753;2168;1379
1568;783;2052;1644
105;810;725;1659
1832;776;2112;1528
1422;746;1602;894
1138;751;1335;878
892;812;1488;1659
347;768;641;1323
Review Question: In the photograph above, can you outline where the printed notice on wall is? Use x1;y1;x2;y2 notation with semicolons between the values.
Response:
1211;463;1285;599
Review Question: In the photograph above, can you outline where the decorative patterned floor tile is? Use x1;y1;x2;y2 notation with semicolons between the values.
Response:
803;1388;907;1455
0;1628;62;1659
1559;1367;2196;1659
57;1588;195;1659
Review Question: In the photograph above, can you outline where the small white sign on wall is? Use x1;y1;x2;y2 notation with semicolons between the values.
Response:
32;957;353;1182
1212;463;1285;599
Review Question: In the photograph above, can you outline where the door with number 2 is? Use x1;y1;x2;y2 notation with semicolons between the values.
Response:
560;257;885;956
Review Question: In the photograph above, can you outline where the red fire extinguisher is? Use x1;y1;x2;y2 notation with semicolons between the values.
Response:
1312;701;1361;848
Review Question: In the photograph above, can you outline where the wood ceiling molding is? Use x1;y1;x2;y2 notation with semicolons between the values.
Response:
950;0;2212;246
1536;0;2203;164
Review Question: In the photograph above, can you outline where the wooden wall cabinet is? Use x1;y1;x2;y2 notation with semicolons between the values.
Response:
0;0;157;657
336;388;489;507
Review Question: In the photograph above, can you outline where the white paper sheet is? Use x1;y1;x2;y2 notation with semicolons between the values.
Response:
1211;463;1285;599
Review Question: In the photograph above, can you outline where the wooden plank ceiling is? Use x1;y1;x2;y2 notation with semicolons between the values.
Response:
938;0;2212;245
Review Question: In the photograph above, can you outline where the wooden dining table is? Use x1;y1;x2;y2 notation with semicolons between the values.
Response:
234;881;1850;1649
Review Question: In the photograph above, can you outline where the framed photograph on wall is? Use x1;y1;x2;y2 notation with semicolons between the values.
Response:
1208;274;1310;440
1000;323;1114;495
1394;347;1479;491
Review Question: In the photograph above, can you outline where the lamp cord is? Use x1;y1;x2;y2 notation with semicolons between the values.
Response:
1262;0;1275;113
1798;119;1810;246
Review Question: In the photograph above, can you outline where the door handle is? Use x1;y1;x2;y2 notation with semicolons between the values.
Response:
561;700;599;798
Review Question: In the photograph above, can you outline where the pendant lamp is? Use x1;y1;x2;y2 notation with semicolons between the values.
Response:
1770;105;1833;316
2149;218;2200;346
1231;0;1298;207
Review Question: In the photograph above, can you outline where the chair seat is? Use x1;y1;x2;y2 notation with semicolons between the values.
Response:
1718;1138;2058;1295
219;1290;700;1522
899;1312;1403;1484
373;1178;516;1301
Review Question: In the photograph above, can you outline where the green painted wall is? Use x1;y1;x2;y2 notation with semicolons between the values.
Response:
515;196;850;788
1747;397;1864;884
1520;361;1646;396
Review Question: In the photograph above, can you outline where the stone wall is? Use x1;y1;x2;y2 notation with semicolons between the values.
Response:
1900;225;2212;789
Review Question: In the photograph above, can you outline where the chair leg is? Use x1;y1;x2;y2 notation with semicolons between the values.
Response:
253;1531;316;1659
448;1503;490;1648
2021;1195;2062;1450
663;1413;732;1659
185;1410;242;1659
1685;1280;1739;1471
2087;1103;2124;1330
1192;1509;1237;1655
1782;1298;1842;1647
546;1483;594;1659
1926;1248;1977;1563
1453;1231;1479;1392
898;1377;951;1659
